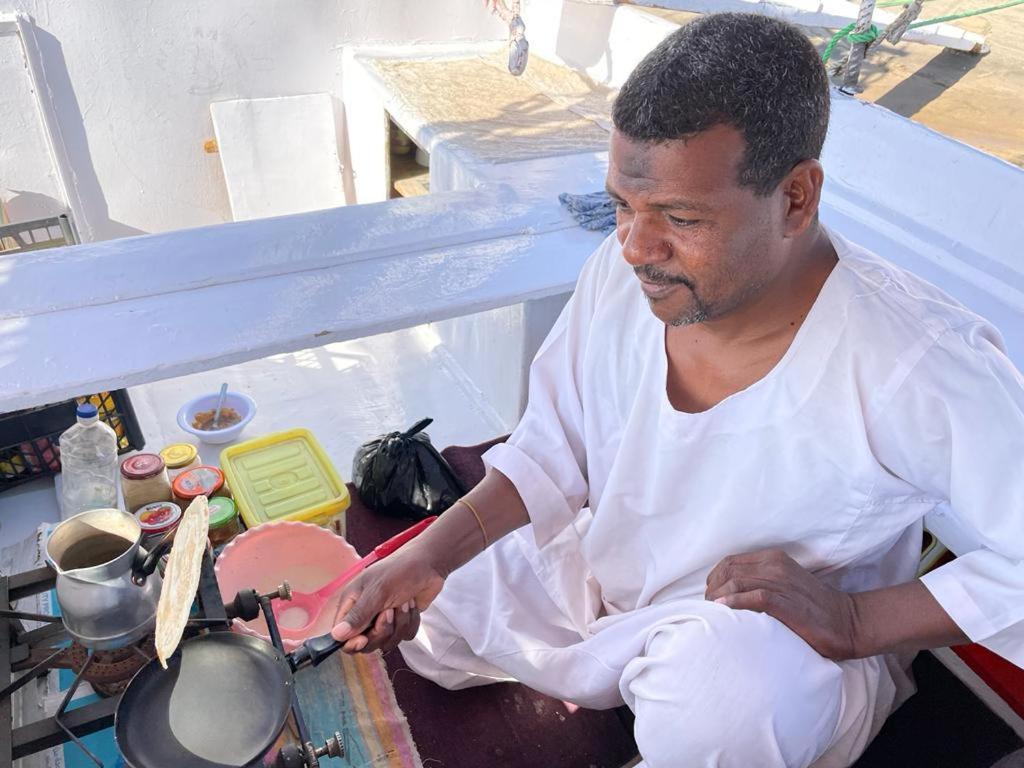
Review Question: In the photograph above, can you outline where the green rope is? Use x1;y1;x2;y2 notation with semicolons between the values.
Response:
907;0;1024;27
822;22;880;62
823;0;1024;63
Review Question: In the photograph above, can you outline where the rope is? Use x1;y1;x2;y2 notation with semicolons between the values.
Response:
824;0;1024;62
880;0;926;44
485;0;518;24
842;0;879;87
825;0;1022;81
486;0;528;75
907;0;1024;27
822;22;880;63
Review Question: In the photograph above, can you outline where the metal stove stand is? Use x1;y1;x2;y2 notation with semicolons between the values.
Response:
0;552;228;767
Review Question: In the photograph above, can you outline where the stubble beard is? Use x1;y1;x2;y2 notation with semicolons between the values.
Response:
661;291;711;327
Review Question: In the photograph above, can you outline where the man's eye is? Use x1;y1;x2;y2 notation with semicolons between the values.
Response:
668;215;696;227
614;201;630;211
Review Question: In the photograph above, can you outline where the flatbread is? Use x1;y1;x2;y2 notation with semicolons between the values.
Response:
155;495;210;668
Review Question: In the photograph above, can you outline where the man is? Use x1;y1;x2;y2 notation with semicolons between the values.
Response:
329;13;1024;767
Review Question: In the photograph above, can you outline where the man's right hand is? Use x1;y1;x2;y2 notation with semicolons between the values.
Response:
329;543;446;654
330;470;531;654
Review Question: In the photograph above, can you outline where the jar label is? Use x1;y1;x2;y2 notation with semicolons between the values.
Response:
176;466;222;496
136;502;181;530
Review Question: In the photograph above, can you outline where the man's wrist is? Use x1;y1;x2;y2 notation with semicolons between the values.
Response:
847;591;879;659
420;503;488;579
845;580;967;659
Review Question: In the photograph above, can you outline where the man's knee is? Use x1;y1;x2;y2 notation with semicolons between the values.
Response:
620;607;843;768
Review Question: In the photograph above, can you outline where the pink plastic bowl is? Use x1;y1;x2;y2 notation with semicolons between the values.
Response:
214;521;361;651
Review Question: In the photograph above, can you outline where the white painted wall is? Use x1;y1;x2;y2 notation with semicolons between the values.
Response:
522;1;677;88
0;0;501;240
0;28;64;223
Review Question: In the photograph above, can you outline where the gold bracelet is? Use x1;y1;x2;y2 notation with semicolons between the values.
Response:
456;498;488;548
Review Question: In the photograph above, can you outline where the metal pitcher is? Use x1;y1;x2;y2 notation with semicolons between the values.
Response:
46;508;170;650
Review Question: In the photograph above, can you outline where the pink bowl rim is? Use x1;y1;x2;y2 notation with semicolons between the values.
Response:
214;519;360;650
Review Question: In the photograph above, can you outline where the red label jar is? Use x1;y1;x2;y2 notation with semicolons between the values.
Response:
134;501;183;551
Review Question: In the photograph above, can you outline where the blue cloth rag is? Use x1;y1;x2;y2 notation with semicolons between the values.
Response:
558;191;616;234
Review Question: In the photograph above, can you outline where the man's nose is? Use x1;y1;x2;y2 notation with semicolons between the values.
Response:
620;212;671;267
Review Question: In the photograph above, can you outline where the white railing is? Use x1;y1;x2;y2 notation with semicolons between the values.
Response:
0;185;600;413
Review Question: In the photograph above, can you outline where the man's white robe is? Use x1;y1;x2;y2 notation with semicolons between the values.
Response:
401;230;1024;767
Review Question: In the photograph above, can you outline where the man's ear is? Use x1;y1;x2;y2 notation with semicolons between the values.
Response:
781;159;824;238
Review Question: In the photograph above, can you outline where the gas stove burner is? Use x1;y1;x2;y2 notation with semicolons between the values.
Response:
65;636;155;696
3;634;156;701
0;554;346;768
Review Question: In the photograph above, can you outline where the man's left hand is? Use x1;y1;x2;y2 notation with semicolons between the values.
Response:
705;549;860;660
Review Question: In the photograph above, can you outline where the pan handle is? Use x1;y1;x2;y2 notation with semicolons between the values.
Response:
288;633;344;671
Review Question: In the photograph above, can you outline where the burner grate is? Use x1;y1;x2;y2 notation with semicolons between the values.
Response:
0;553;228;767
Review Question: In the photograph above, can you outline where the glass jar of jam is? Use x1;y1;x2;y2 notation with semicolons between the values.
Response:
134;500;182;551
207;496;242;548
120;454;173;513
172;465;229;506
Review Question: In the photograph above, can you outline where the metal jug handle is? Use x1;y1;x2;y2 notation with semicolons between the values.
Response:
132;529;175;586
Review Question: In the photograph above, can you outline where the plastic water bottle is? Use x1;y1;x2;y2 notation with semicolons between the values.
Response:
59;403;119;516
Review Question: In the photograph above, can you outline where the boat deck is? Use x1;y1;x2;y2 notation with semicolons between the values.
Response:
642;4;1024;167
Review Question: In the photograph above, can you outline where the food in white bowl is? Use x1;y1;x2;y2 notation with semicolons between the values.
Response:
176;391;256;445
191;407;242;431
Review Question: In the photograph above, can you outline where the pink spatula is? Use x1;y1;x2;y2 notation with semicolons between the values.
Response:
274;516;437;639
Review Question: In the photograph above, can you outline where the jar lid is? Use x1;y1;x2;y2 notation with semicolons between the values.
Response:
134;501;182;533
159;443;199;469
208;496;238;529
120;453;166;480
172;465;224;499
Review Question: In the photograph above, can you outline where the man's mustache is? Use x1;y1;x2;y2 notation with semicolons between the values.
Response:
634;265;694;290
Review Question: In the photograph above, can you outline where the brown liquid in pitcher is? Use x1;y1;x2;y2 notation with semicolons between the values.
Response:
59;534;133;570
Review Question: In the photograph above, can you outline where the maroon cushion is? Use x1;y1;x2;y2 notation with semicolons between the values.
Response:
441;435;508;490
344;436;637;767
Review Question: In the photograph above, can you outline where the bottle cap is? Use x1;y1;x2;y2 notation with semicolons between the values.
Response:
76;403;98;420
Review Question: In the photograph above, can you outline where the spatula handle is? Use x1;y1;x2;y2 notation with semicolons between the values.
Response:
313;516;440;601
372;516;438;558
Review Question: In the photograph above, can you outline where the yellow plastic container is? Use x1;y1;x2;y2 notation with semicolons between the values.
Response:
219;428;350;528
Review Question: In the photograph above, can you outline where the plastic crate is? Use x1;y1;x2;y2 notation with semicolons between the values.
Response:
0;391;145;493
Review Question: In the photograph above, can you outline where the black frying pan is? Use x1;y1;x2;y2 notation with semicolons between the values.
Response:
115;631;342;768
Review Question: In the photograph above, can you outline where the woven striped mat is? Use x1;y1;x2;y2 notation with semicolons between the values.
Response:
277;648;422;768
274;516;423;767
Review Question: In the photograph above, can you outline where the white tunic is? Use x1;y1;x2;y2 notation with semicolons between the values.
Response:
402;228;1024;766
484;228;1024;666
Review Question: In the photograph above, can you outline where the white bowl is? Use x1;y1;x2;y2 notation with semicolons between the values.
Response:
176;391;256;445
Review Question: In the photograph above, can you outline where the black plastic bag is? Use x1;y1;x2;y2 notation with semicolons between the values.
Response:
352;418;465;520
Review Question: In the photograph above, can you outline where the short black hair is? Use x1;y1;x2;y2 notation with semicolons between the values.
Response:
612;13;830;195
